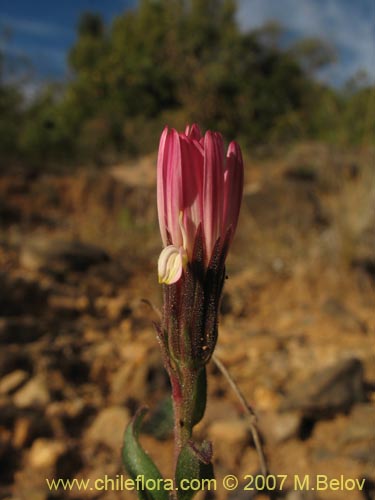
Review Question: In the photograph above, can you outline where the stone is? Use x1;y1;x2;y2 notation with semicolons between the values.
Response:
253;385;282;412
0;349;33;378
0;317;44;344
86;406;130;451
285;492;317;500
339;404;375;444
46;399;95;438
322;298;367;333
95;295;131;321
0;428;12;461
12;412;53;448
48;294;89;316
0;274;48;316
20;236;109;273
0;370;29;395
13;377;50;408
352;220;375;283
259;411;301;444
28;439;67;469
346;444;375;465
281;358;365;417
13;466;66;500
110;349;168;404
208;419;249;469
0;435;19;485
13;417;36;448
339;404;375;465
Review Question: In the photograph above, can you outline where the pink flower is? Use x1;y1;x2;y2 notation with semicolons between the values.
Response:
157;124;243;284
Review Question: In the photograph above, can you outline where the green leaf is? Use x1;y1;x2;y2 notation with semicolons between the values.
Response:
122;407;170;500
175;441;214;500
141;396;174;440
192;367;207;427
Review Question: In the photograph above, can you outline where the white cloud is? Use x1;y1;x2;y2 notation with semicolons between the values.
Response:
236;0;375;85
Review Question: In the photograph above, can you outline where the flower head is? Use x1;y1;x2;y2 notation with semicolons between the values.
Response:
157;124;243;284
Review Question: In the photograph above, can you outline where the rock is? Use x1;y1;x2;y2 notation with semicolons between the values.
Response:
208;419;249;469
0;317;44;344
0;198;20;225
285;492;317;500
95;295;131;321
0;274;48;316
220;290;247;317
340;404;375;444
20;236;109;273
86;406;130;451
228;491;257;500
111;363;142;405
13;417;38;449
322;298;367;333
284;164;318;183
0;370;29;395
352;220;375;283
89;260;131;286
0;428;12;461
281;358;365;417
0;349;33;378
352;256;375;283
346;444;375;465
0;430;19;485
12;412;53;448
28;438;67;469
12;467;51;500
259;411;301;444
253;385;282;412
339;404;375;465
46;399;95;438
13;377;50;408
110;348;168;404
48;294;89;318
14;458;85;500
77;463;122;499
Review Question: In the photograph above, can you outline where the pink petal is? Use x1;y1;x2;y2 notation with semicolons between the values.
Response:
164;129;183;247
223;141;244;237
157;126;169;246
203;131;225;260
179;135;204;256
185;123;202;141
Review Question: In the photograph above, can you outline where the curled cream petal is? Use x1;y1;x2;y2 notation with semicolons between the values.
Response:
158;245;187;285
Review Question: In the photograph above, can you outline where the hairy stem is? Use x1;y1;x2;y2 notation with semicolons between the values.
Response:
170;366;197;472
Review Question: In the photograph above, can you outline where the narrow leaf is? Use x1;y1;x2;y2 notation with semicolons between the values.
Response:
122;408;169;500
192;367;207;427
142;396;174;440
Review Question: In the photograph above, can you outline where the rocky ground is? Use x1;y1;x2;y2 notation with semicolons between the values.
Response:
0;143;374;500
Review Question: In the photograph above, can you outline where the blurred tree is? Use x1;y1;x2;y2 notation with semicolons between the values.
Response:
18;85;75;166
0;46;24;165
252;20;284;49
341;76;375;145
1;0;372;168
289;37;337;75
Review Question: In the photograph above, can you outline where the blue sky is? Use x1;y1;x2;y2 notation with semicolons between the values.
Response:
0;0;374;90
